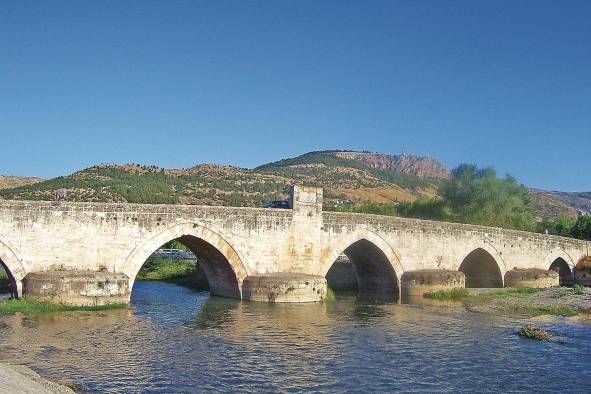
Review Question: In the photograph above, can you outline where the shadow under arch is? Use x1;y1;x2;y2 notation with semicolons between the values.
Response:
545;250;575;286
0;240;26;297
549;257;574;286
321;231;403;300
458;247;504;288
121;223;249;299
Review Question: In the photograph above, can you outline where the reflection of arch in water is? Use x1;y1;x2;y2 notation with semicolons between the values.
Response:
122;223;249;299
190;296;241;330
458;247;504;288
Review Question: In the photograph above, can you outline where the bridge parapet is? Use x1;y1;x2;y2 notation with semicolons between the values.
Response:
322;211;588;251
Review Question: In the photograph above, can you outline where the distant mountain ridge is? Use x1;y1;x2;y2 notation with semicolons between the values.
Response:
0;176;42;190
0;150;588;219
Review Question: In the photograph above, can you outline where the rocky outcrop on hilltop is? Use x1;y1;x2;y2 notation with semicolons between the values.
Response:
334;151;451;179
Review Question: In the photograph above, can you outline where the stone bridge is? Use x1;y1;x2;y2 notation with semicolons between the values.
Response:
0;186;588;305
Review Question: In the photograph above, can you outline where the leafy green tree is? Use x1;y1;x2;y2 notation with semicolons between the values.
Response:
397;198;449;221
571;215;591;239
439;164;537;231
537;216;575;237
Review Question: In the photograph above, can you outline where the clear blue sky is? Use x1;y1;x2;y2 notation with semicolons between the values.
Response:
1;1;590;191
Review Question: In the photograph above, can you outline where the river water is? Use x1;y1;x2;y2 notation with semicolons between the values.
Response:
1;281;590;393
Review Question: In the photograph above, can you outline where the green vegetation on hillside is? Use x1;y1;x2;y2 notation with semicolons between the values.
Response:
0;165;287;206
0;151;587;239
257;151;438;191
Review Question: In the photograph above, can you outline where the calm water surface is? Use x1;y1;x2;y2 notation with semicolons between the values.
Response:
1;281;590;393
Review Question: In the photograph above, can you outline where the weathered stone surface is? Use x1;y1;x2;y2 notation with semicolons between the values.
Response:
504;269;559;288
0;186;589;304
241;273;327;303
400;270;465;298
23;271;129;306
575;258;591;286
0;363;75;394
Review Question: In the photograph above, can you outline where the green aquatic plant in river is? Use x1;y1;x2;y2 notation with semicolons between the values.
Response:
518;325;552;341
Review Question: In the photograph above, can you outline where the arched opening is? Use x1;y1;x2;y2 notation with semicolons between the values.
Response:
326;254;358;293
132;235;241;299
459;248;503;288
549;258;574;286
325;239;399;300
0;259;17;299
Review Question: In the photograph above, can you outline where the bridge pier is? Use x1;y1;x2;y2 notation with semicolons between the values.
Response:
400;270;465;298
23;271;130;306
241;273;327;303
504;269;559;288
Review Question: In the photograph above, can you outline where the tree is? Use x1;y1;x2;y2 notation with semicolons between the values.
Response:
571;215;591;239
537;216;575;237
439;164;537;231
397;198;449;221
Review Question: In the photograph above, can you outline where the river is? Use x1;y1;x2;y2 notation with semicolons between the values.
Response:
1;281;590;393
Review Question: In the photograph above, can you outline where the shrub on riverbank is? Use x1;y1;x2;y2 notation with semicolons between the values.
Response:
0;298;126;315
423;288;469;300
137;258;209;291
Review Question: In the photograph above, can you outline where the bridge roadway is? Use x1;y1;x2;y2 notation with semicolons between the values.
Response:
0;186;588;304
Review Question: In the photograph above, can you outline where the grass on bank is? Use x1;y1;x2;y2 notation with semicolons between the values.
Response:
137;258;209;290
0;298;126;315
423;286;580;317
424;288;469;300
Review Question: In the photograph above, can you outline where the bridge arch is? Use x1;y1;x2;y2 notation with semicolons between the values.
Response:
320;230;403;299
458;242;506;288
546;250;575;286
0;239;26;297
121;223;249;299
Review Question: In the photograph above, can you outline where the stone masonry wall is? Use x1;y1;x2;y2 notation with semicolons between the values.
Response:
0;186;589;298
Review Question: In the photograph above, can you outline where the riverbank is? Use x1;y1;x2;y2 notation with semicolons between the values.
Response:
425;286;591;318
137;258;209;291
0;298;126;315
0;363;74;394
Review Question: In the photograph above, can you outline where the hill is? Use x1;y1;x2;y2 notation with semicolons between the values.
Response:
529;189;591;218
0;176;42;190
0;150;588;220
0;151;442;207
